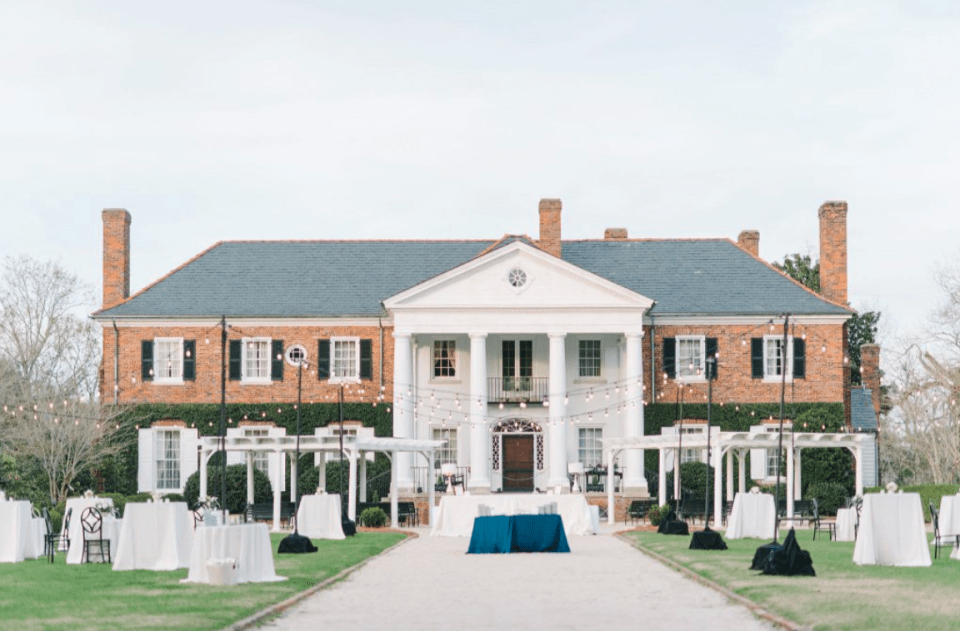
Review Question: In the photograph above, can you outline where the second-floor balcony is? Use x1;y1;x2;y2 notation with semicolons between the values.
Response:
487;377;549;405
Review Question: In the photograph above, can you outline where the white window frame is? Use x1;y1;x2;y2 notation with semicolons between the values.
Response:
763;336;794;382
241;337;272;384
330;336;361;383
432;427;458;468
763;424;792;479
155;429;181;491
432;340;458;380
578;340;603;379
244;429;271;476
676;335;705;381
153;338;184;384
578;427;603;468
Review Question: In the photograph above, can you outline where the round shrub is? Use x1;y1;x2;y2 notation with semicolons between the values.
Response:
183;464;273;514
808;481;848;515
664;461;725;500
125;492;153;505
648;503;671;526
360;507;387;528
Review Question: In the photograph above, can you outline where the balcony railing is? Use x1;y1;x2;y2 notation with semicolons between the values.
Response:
487;377;549;404
413;466;471;493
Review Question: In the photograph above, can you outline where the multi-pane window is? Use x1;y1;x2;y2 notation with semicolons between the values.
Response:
677;336;704;379
579;340;601;377
679;426;703;463
432;428;458;467
764;337;789;378
502;340;533;390
764;425;790;477
243;338;271;381
433;341;456;378
154;338;183;382
332;338;359;381
245;429;270;475
578;428;603;468
156;430;180;490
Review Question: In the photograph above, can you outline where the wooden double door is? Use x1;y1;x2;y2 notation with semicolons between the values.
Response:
501;435;535;492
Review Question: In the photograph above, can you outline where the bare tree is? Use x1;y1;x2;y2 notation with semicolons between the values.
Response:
0;255;134;502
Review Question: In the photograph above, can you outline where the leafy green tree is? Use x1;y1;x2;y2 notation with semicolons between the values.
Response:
773;253;880;385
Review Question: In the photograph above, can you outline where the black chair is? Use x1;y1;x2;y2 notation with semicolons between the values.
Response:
80;507;111;563
42;508;58;563
59;507;72;552
928;502;957;559
811;498;835;541
722;500;734;526
192;503;204;529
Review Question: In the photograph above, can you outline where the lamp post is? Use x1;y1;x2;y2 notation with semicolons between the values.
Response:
219;316;227;525
278;344;317;553
338;381;356;536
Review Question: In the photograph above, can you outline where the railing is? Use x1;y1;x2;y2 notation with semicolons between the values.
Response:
365;469;391;501
487;377;549;404
412;466;471;493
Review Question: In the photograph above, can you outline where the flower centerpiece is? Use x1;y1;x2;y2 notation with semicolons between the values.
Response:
197;495;219;510
885;481;898;493
749;486;761;494
95;500;112;515
83;489;95;499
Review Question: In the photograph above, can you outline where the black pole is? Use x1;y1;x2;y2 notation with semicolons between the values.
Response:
339;384;355;536
675;385;682;505
219;316;227;524
773;314;790;541
704;355;714;527
293;361;302;535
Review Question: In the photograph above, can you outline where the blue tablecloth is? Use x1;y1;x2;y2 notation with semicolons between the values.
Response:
467;515;570;554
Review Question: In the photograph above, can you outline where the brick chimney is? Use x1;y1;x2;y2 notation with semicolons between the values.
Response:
819;201;848;304
102;209;131;309
737;230;760;257
860;343;881;415
538;198;562;257
604;227;628;240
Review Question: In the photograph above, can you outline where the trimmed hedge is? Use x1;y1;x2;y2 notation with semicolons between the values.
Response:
807;482;848;515
359;507;387;528
866;484;959;523
183;464;273;513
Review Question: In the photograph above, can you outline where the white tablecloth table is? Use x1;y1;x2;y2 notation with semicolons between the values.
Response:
27;517;46;559
853;492;931;566
182;523;285;584
296;495;344;540
67;515;122;564
835;508;859;542
725;493;776;539
60;497;114;551
113;502;193;571
430;494;596;537
938;495;960;560
0;500;35;563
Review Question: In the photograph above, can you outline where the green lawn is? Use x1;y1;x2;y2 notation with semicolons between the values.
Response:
0;532;406;631
623;531;960;631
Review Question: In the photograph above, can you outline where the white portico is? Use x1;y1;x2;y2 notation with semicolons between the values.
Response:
383;239;654;495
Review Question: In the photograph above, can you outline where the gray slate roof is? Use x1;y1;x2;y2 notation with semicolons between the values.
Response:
850;388;878;431
94;239;852;319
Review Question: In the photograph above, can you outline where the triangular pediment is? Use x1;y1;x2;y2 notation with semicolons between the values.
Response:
384;241;654;312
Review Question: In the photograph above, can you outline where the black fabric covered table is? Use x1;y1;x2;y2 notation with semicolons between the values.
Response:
759;528;816;576
689;527;728;550
657;511;690;536
467;515;571;554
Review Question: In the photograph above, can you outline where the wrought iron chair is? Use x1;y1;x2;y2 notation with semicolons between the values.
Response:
59;507;73;552
928;502;957;559
811;498;836;541
192;503;205;529
42;508;58;563
80;507;111;563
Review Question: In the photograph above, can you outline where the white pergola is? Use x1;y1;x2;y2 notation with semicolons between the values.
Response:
198;434;446;530
602;430;871;526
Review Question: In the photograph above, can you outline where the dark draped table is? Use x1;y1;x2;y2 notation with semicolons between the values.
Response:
467;515;571;554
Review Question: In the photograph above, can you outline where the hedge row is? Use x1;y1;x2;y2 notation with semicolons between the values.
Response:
865;484;960;523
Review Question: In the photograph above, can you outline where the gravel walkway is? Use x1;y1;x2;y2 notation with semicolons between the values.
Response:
257;527;777;631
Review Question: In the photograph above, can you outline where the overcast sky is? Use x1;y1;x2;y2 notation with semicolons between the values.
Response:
2;1;958;347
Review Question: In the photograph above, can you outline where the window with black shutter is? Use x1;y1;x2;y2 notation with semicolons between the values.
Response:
317;339;330;380
751;338;764;379
793;337;806;379
229;340;242;380
705;337;718;380
662;338;676;379
183;340;196;381
360;339;373;380
141;340;154;381
271;340;284;381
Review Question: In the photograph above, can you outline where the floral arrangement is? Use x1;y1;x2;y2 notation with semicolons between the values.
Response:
316;486;324;494
95;501;112;515
749;486;761;494
83;489;95;499
885;481;898;493
197;496;219;510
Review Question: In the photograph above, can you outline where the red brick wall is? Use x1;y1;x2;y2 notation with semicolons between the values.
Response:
644;323;846;405
538;198;562;257
102;323;394;405
819;201;848;305
102;209;131;310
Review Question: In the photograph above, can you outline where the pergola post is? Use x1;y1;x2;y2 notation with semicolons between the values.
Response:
606;448;617;525
855;446;864;497
794;448;803;499
359;453;367;503
272;450;283;532
427;449;436;527
725;448;734;503
388;451;398;528
290;452;298;505
658;448;667;506
200;448;210;499
786;443;795;518
713;442;722;527
246;452;254;508
348;451;358;522
737;449;746;494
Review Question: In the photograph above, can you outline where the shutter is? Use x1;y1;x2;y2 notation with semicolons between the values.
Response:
662;338;676;379
705;338;718;380
138;428;154;492
183;340;196;381
360;339;373;380
271;340;284;381
141;340;154;381
181;429;199;492
229;340;242;381
317;339;330;380
751;338;764;379
793;337;806;379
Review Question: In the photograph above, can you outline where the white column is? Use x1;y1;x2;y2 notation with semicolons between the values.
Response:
738;449;746;494
200;450;209;499
786;444;795;518
855;446;864;497
623;332;647;493
348;451;358;521
713;442;722;527
726;448;734;503
393;333;415;492
246;452;254;506
468;333;490;491
390;452;399;528
547;332;568;490
290;453;298;505
606;449;616;525
795;449;802;499
272;451;283;532
427;450;437;526
658;449;667;507
359;454;367;502
317;455;326;491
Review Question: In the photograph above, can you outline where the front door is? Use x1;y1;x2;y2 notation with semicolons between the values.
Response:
502;435;534;492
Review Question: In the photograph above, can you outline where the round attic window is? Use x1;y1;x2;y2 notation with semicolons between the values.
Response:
508;268;527;288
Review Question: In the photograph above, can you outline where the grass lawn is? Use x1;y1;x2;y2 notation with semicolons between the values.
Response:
0;531;406;631
623;530;960;631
